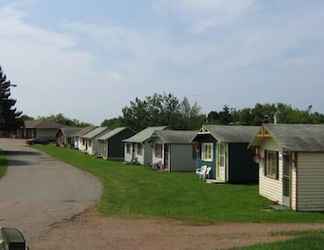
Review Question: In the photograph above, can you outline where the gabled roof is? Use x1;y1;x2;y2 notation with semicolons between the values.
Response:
78;126;97;137
196;125;260;143
151;130;198;144
251;124;324;152
82;127;110;139
58;127;82;137
24;120;66;129
97;127;132;141
123;126;167;143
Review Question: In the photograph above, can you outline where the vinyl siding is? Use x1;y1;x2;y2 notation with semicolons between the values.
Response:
152;143;164;168
36;128;59;140
124;143;133;162
297;153;324;211
291;153;297;210
134;143;145;165
144;143;153;165
170;144;196;172
259;138;283;204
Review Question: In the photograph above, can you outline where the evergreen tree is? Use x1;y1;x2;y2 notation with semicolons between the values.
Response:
0;66;22;131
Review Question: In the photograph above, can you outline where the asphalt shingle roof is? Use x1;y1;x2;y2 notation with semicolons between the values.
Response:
151;130;198;144
78;126;96;137
97;127;130;141
123;126;167;143
82;127;110;139
59;127;82;137
200;125;260;143
258;124;324;152
24;120;66;129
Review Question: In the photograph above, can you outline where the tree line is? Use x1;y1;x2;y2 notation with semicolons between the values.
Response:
101;94;324;132
2;60;324;133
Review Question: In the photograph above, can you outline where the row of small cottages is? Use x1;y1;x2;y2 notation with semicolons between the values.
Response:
20;120;324;212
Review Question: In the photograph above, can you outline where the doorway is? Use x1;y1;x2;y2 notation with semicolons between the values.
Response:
282;152;292;207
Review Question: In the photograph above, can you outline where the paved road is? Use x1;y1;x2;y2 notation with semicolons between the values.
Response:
0;139;102;242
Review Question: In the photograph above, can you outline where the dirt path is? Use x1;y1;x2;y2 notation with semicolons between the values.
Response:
33;209;324;250
0;139;102;245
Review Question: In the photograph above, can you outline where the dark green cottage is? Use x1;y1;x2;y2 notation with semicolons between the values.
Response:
97;127;135;160
192;125;259;183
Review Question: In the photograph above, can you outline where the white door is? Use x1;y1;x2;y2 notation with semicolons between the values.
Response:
217;143;227;181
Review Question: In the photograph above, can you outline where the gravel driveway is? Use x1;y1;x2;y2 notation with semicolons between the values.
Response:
0;139;102;245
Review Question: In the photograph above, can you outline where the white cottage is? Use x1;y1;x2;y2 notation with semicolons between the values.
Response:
250;124;324;211
123;126;167;165
80;127;110;155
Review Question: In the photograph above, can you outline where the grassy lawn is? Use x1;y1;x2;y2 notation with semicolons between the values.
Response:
34;144;324;223
240;231;324;249
0;151;8;178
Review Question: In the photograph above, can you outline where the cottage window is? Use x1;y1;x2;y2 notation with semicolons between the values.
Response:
126;144;131;154
265;150;279;179
154;144;163;158
202;143;213;162
137;144;143;156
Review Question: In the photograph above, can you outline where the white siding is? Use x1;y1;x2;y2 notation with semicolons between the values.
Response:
152;143;164;167
124;144;133;162
79;138;87;152
134;143;144;165
291;153;297;210
259;138;283;204
297;153;324;211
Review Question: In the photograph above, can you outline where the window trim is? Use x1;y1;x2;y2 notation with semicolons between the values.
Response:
264;150;279;180
201;143;213;162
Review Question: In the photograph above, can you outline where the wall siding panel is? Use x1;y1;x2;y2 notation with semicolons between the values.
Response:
259;138;283;204
297;153;324;211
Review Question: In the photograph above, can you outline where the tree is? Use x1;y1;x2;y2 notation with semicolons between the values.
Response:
37;113;92;127
120;93;204;131
0;66;22;132
208;103;324;126
101;117;124;129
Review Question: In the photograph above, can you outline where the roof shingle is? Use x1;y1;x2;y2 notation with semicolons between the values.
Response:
123;126;167;143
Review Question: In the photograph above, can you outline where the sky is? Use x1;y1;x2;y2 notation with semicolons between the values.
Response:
0;0;324;125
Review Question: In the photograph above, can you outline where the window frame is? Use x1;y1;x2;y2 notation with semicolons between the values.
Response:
264;150;279;180
201;143;213;162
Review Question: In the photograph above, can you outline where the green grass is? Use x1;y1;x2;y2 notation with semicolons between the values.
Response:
34;144;324;223
0;151;8;178
240;231;324;249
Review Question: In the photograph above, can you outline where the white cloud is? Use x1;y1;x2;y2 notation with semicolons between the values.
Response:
154;0;256;32
1;1;324;124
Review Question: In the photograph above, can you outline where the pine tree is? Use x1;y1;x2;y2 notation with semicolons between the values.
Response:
0;66;22;132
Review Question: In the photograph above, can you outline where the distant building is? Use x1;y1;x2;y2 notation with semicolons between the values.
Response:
17;120;66;141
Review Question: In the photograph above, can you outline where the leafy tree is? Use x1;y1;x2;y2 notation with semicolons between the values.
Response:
101;117;124;129
37;113;92;127
120;93;204;131
207;103;324;126
0;66;22;132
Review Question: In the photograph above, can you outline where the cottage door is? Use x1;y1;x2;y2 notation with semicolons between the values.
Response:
217;143;227;181
282;152;292;207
